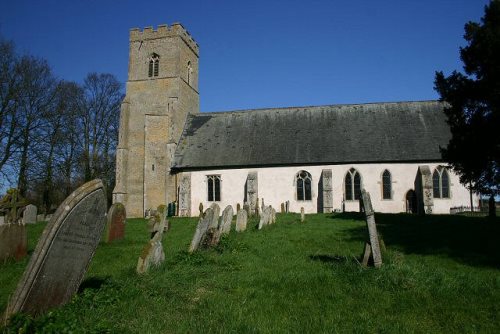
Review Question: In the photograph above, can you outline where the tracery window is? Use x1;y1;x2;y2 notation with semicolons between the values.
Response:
382;169;392;200
345;168;361;200
148;54;160;77
432;167;450;198
207;175;221;202
296;170;312;201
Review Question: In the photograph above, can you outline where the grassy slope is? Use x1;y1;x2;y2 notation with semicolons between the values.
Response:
1;213;499;333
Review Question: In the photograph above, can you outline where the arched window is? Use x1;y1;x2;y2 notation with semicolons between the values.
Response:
148;54;160;78
382;169;392;200
296;170;312;201
187;61;192;85
207;175;221;201
345;168;361;200
432;167;450;198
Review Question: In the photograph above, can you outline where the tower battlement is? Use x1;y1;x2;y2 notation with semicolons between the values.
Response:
130;23;199;56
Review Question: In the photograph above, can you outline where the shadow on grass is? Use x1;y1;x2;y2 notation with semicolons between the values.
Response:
339;213;500;268
309;254;356;264
78;276;110;293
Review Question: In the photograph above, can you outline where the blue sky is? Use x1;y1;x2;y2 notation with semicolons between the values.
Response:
0;0;490;112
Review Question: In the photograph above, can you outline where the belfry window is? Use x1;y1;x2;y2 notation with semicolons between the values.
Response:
148;54;160;77
207;175;221;202
296;170;312;201
187;61;192;85
433;167;450;198
345;168;361;200
382;169;392;200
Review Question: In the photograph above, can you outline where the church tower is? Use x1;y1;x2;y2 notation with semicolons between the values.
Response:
113;24;199;217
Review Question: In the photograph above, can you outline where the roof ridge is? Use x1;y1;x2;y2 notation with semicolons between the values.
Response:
199;100;442;115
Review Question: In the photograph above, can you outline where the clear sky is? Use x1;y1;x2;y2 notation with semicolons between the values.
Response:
0;0;490;112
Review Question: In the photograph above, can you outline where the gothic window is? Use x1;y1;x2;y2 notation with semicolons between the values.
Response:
207;175;221;201
187;61;192;85
382;169;392;200
345;168;361;200
432;167;450;198
296;170;312;201
148;54;160;78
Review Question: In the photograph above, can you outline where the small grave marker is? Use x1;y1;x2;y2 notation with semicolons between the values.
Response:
104;203;126;243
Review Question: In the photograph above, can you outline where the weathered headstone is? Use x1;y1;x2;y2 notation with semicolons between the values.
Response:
0;189;27;225
285;200;290;213
178;173;191;217
246;171;258;216
210;203;221;224
360;189;383;268
300;207;305;222
258;206;272;230
261;198;265;211
235;209;248;232
36;214;45;222
271;208;276;224
255;197;260;217
4;179;107;319
199;203;204;217
104;203;126;243
219;205;234;235
416;165;434;214
243;203;250;217
0;223;27;262
23;204;37;224
280;203;285;214
137;217;166;274
321;169;333;213
236;203;241;212
189;208;215;253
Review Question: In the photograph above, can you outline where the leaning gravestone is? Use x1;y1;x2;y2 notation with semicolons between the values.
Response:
0;223;27;262
258;206;272;230
235;209;248;232
360;189;382;268
219;205;234;235
137;216;166;274
23;204;37;224
189;208;216;253
103;203;126;243
3;179;107;319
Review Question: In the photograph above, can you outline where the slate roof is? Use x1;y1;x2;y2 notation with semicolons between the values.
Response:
172;101;450;171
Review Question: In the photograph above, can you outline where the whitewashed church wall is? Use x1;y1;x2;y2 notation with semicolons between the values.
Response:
188;162;477;216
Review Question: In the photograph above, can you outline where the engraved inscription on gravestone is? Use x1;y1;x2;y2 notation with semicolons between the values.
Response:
4;179;107;319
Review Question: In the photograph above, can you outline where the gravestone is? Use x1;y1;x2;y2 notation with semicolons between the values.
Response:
103;203;126;243
0;189;27;224
246;171;258;216
321;169;333;213
189;208;215;253
36;214;45;222
285;200;290;213
243;203;250;217
271;208;276;224
300;207;305;222
23;204;37;224
360;189;382;268
235;209;248;232
178;173;191;217
416;166;434;214
137;216;166;274
0;223;27;262
236;203;241;212
220;205;234;235
4;179;107;319
261;198;265;211
199;203;204;217
280;203;285;214
258;206;272;230
210;203;221;224
255;197;260;217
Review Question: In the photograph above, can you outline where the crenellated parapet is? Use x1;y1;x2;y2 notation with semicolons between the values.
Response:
130;23;199;56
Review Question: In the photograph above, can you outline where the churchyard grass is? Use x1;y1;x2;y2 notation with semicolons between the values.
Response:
1;213;499;333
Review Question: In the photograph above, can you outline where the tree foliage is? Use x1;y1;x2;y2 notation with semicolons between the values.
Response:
435;1;500;196
0;35;122;212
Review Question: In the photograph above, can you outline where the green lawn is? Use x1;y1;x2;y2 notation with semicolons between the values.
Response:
1;213;500;333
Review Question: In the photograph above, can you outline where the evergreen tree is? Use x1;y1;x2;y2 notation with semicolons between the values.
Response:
435;1;500;213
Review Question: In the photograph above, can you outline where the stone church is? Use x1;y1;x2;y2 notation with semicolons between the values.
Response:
113;23;477;218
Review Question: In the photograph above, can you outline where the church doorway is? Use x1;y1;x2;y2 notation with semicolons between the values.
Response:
405;190;417;214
